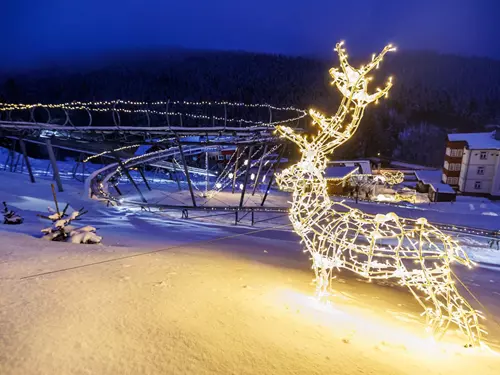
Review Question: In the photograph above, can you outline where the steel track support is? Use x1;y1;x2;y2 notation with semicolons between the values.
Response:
176;139;197;207
261;144;286;206
138;166;152;191
231;147;241;194
113;154;147;203
251;144;268;196
19;138;35;183
239;146;254;208
45;139;64;192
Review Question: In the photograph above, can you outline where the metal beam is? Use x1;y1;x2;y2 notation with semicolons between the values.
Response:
9;139;16;172
239;146;254;208
19;138;35;183
231;147;241;193
261;144;286;206
205;150;209;197
45;139;64;192
177;140;197;207
113;154;147;203
251;144;268;196
171;159;182;191
138;166;152;191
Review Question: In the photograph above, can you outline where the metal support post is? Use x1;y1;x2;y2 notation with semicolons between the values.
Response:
45;139;64;192
138;166;152;191
177;139;197;207
261;144;286;206
172;159;182;191
19;139;35;183
9;139;16;172
239;146;253;208
205;150;209;197
231;147;241;194
113;154;147;203
251;144;268;196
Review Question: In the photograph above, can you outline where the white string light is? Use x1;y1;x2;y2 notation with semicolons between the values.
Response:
275;41;485;347
0;100;307;127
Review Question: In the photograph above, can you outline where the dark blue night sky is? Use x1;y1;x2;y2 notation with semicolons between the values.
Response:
3;0;499;69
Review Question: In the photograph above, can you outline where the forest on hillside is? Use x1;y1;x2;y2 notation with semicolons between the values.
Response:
1;48;500;167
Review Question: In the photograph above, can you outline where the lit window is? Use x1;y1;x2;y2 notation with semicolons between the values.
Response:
447;177;458;185
477;166;484;175
474;181;482;189
450;149;463;157
480;151;487;160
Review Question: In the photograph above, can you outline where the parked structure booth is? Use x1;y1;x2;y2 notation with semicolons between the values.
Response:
325;166;359;195
415;171;456;202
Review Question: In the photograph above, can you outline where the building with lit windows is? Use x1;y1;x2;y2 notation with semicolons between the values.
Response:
442;130;500;198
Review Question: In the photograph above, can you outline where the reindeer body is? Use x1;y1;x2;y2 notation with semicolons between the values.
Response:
276;42;484;346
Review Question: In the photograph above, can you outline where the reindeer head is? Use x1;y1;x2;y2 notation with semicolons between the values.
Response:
276;42;395;192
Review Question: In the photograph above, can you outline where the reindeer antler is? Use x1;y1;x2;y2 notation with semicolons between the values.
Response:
276;42;395;161
310;42;396;155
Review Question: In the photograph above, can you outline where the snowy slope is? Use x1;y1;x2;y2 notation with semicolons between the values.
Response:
1;170;500;374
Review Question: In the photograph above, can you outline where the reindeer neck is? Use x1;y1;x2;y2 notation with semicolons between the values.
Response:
290;171;331;218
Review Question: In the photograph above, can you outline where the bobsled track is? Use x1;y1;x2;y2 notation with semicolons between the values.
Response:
0;100;306;213
0;100;499;240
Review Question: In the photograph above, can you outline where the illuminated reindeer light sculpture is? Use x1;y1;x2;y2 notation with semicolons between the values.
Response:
276;42;485;347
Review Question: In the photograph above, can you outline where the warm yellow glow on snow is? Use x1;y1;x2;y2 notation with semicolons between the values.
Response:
275;41;485;347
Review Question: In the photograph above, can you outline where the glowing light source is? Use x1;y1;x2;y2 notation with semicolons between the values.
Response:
380;170;405;186
0;100;307;127
275;41;484;347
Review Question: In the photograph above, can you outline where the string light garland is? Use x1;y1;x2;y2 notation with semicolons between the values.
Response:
0;100;307;128
380;170;405;186
275;41;485;347
394;191;417;204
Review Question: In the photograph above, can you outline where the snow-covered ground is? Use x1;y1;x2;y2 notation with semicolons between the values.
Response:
1;170;500;374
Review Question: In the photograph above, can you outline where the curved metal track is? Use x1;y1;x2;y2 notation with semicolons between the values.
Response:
0;100;308;142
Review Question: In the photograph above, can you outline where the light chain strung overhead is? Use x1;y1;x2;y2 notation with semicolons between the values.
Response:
275;41;485;347
0;100;307;127
380;170;405;186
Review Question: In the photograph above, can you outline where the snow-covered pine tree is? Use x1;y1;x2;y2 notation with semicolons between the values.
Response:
2;202;23;225
40;185;102;244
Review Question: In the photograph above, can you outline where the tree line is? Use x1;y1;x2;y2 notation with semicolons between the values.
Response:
1;48;500;166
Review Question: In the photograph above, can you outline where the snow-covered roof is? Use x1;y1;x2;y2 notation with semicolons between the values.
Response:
414;170;442;185
448;132;500;150
324;166;358;180
428;182;456;194
415;170;455;194
328;160;372;174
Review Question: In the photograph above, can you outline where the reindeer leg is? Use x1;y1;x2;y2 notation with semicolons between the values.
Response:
445;281;483;347
407;269;483;347
315;266;330;300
